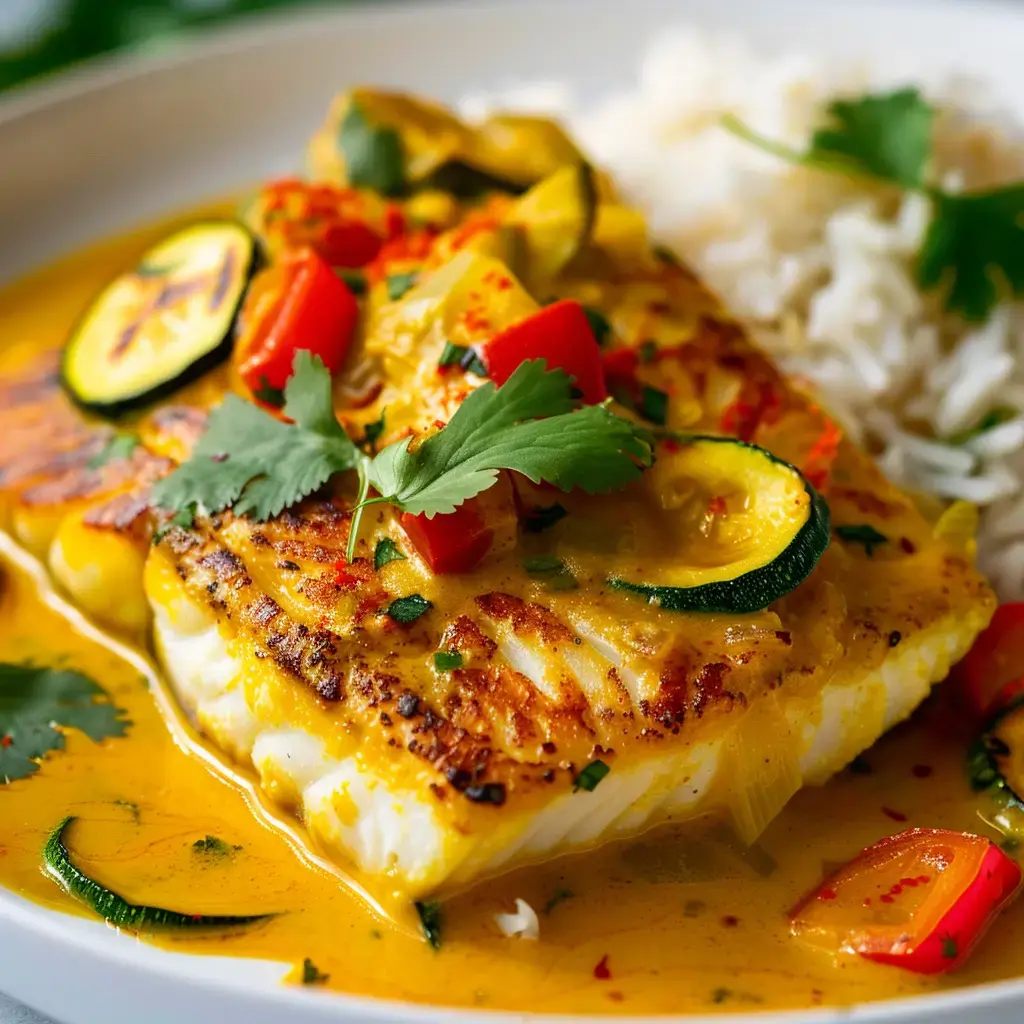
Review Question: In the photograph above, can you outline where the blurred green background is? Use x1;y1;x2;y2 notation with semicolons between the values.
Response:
0;0;362;94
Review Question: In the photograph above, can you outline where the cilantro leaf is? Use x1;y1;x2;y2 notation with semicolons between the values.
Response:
415;899;443;949
387;272;418;301
809;89;934;188
369;360;653;517
88;433;139;470
918;185;1024;321
574;759;610;792
433;651;463;672
301;958;329;985
152;352;365;521
339;103;405;197
836;523;888;555
387;594;432;624
374;537;406;570
1;663;130;783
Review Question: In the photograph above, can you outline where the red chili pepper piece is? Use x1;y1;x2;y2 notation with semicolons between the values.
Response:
481;300;608;405
234;247;359;399
593;955;612;980
401;499;494;575
790;828;1021;975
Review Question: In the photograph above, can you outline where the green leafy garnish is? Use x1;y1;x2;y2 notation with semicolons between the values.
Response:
387;271;418;301
439;341;469;368
582;306;612;346
338;103;405;197
461;350;489;377
524;555;577;591
723;89;1024;320
336;268;367;295
152;351;364;523
639;385;669;427
574;759;611;792
388;594;432;624
948;406;1017;445
941;934;959;960
191;835;240;857
1;664;130;784
155;356;653;565
88;433;139;470
374;538;407;570
836;523;888;556
362;410;386;451
415;899;443;949
44;817;272;929
369;359;652;518
301;958;329;985
252;376;285;408
638;340;659;364
433;651;463;672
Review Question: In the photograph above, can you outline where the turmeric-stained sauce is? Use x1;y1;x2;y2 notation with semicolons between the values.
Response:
1;212;1023;1016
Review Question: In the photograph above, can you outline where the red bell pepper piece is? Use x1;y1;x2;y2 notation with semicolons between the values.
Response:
401;499;494;574
481;300;608;405
235;247;359;399
790;828;1021;974
954;602;1024;719
257;180;384;268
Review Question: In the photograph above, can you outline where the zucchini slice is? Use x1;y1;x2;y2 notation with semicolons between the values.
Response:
609;436;830;614
504;163;597;292
61;221;257;416
44;816;273;929
969;699;1024;840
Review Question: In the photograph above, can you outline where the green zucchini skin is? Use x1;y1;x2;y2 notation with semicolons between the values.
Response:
608;436;831;615
60;221;261;419
43;816;274;929
968;699;1024;840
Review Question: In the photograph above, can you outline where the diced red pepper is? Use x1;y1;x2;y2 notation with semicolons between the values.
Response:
802;417;843;491
790;828;1021;974
234;247;359;399
720;380;783;442
401;499;494;574
481;300;608;405
954;602;1024;719
257;180;384;268
366;228;438;285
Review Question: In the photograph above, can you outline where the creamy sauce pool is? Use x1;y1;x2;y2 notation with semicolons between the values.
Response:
1;210;1023;1015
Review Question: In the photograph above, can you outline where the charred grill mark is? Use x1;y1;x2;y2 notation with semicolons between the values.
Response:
476;592;575;646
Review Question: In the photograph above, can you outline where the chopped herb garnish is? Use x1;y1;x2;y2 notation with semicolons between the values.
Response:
653;244;682;267
338;103;406;197
948;406;1017;445
153;503;196;544
574;758;611;792
459;349;489;377
438;341;469;368
374;537;407;570
387;271;418;301
387;594;432;624
724;89;1024;320
638;340;659;364
415;899;443;949
836;523;888;556
941;934;959;960
543;887;574;914
88;433;139;470
639;385;669;426
523;503;568;533
301;958;329;985
362;410;386;450
336;268;367;295
582;306;612;346
155;355;653;564
191;835;239;857
524;554;577;591
252;376;286;408
1;664;130;784
433;651;463;672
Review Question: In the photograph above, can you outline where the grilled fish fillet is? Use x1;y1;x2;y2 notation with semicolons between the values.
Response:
0;219;995;907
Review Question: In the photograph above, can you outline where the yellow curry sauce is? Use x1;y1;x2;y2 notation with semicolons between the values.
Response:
0;208;1022;1015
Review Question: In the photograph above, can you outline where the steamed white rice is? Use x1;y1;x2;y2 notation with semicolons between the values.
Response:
463;31;1024;600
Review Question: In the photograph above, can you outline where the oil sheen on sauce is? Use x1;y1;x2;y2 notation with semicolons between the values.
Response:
1;210;1023;1016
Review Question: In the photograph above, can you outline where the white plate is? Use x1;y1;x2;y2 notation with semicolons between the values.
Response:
3;1;1024;1021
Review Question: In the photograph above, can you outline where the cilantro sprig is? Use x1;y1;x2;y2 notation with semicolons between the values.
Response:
723;89;1024;320
153;353;654;564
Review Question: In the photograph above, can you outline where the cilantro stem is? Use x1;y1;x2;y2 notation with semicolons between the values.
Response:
345;464;373;565
720;114;808;166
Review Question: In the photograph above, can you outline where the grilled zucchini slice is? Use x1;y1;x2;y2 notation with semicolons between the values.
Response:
610;436;830;614
62;222;257;417
969;699;1024;840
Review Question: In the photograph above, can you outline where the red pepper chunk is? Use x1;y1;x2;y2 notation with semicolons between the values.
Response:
481;300;608;405
401;499;493;575
235;247;358;398
790;829;1021;974
954;602;1024;719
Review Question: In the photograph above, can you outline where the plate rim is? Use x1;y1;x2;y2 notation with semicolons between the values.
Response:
3;0;1024;1019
